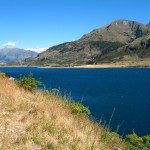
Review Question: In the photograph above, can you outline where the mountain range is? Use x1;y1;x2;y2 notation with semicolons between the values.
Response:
0;48;38;63
19;20;150;66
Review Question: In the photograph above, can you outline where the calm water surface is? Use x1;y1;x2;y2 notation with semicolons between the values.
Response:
0;67;150;136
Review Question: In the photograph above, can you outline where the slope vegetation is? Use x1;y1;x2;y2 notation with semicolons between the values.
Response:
93;34;150;65
0;76;129;150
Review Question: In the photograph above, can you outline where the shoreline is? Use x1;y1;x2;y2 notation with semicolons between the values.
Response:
1;65;150;69
38;62;150;68
35;60;150;68
1;61;150;68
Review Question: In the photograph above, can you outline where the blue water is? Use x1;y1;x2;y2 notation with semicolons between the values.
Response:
0;67;150;136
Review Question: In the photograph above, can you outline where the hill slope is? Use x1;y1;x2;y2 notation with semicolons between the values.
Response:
26;19;150;66
0;76;129;150
0;48;38;62
92;34;150;65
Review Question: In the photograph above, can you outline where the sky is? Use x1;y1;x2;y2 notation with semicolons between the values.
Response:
0;0;150;52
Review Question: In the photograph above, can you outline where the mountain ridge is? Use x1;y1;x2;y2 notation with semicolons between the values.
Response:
80;19;149;43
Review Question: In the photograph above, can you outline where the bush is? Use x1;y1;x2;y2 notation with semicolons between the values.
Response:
126;133;150;150
0;72;10;78
70;102;91;116
17;73;41;92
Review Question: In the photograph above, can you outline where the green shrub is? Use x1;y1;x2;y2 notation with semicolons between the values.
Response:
70;102;91;116
17;73;41;92
0;72;10;78
126;133;150;150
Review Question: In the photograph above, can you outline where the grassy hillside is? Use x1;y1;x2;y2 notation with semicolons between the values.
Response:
26;41;124;66
0;74;149;149
0;75;123;149
93;34;150;65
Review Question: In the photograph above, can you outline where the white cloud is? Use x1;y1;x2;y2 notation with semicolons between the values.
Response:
3;41;17;47
26;47;48;53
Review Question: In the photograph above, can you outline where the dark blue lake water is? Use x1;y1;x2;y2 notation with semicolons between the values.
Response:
0;67;150;136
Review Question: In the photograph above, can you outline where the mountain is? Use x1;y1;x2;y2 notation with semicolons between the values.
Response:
25;19;150;66
0;48;38;62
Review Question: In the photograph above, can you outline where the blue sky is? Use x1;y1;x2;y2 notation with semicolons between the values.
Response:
0;0;150;52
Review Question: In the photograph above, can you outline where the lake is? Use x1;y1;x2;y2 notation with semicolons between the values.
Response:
0;67;150;136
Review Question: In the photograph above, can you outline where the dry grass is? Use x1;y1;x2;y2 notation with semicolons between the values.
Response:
0;77;128;150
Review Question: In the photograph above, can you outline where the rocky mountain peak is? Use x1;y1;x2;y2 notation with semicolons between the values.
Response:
80;19;148;44
109;19;147;37
112;19;133;26
111;19;144;27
